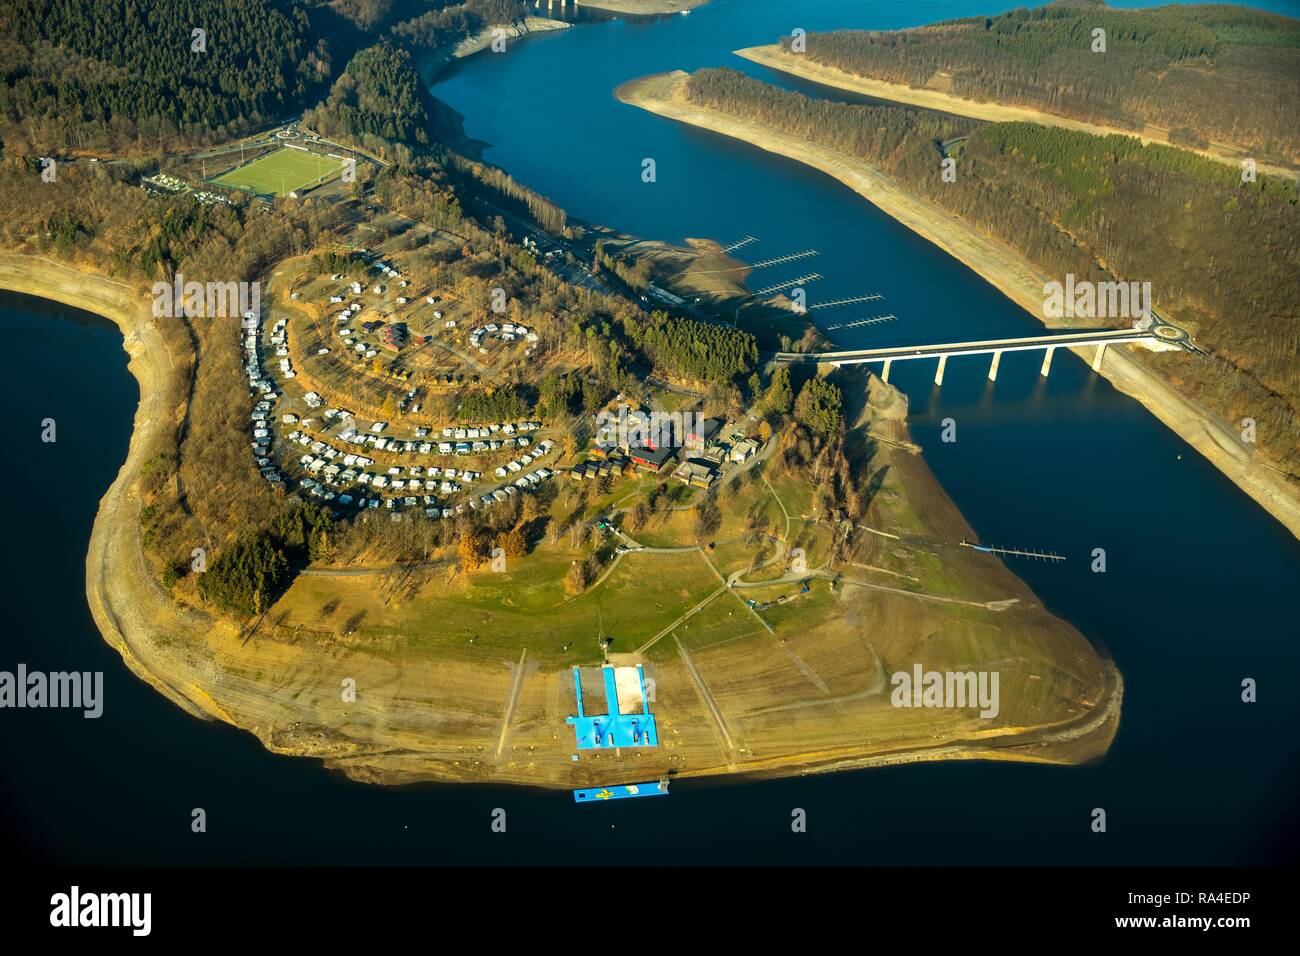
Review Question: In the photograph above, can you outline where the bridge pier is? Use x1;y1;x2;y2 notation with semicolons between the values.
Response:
1040;346;1055;378
988;349;1002;382
1092;342;1107;372
934;354;948;387
880;359;892;384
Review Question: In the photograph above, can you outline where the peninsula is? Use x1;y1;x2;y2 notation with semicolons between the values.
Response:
739;2;1299;169
0;0;1121;789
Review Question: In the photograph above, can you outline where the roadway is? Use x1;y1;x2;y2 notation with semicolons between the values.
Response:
773;324;1190;365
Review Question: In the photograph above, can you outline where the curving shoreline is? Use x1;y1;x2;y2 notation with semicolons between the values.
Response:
0;249;1120;788
616;71;1300;540
417;16;571;91
0;253;225;723
451;15;571;59
735;45;1300;182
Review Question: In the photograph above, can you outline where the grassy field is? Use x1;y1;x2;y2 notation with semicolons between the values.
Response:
212;147;343;197
164;368;1119;786
267;544;726;668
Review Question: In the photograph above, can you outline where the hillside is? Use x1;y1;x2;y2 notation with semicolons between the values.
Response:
781;1;1300;165
0;0;531;156
0;0;326;153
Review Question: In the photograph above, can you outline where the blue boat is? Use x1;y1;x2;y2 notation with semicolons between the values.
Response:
573;780;670;803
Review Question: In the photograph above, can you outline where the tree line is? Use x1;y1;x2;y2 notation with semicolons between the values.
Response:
788;1;1300;163
197;504;333;615
458;385;535;422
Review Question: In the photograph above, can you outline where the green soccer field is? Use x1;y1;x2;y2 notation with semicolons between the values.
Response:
211;147;343;197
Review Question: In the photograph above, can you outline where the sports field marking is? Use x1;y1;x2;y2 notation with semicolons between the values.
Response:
211;147;344;197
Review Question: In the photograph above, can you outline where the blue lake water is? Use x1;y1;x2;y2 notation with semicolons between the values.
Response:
2;0;1297;865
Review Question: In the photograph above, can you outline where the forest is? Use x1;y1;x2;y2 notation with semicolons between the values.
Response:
457;386;536;422
621;310;758;386
684;68;1300;477
301;42;436;161
0;0;534;157
786;1;1300;164
196;503;334;614
389;0;526;52
0;0;325;153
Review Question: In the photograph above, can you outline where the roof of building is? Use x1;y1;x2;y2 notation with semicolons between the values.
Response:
688;417;722;443
379;323;409;349
629;444;677;468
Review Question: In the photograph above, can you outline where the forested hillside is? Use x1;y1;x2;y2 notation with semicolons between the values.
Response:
389;0;525;51
0;0;529;157
686;68;975;166
786;1;1300;164
301;42;436;161
684;68;1300;476
0;0;328;153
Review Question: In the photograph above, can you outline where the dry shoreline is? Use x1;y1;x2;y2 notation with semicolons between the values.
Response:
0;248;1120;787
735;45;1300;182
417;16;570;88
452;16;570;59
0;253;229;723
616;71;1300;540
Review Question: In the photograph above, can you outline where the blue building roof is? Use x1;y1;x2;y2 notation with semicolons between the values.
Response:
566;665;658;749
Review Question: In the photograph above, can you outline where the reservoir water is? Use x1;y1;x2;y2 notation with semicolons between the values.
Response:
4;0;1298;865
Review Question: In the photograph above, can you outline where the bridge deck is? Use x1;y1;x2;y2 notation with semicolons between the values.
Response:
777;328;1157;364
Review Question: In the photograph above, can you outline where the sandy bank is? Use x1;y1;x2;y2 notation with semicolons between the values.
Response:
735;45;1299;183
418;16;570;89
617;72;1300;540
453;16;570;59
0;253;232;724
0;242;1119;789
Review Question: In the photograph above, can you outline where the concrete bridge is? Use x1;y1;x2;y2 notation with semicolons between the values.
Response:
773;320;1194;385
